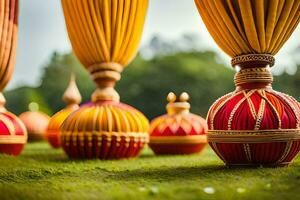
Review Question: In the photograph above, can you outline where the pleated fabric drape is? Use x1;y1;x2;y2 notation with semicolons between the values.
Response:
61;0;148;69
195;0;300;57
0;0;18;91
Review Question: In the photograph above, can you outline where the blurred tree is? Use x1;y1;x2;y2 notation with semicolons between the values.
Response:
4;86;51;115
118;51;234;119
38;52;95;112
4;35;300;120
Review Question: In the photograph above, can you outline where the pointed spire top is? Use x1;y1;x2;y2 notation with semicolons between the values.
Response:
63;73;82;106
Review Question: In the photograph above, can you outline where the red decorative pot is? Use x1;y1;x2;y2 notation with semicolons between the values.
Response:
0;111;27;156
207;57;300;167
149;92;207;155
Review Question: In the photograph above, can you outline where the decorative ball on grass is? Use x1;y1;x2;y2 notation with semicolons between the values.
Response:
195;0;300;167
46;74;81;148
0;94;27;156
207;65;300;166
60;0;150;160
149;92;207;155
61;101;149;159
19;103;50;142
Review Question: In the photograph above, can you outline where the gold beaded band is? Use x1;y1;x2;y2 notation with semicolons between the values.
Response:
208;129;300;143
234;67;273;86
231;54;275;67
61;131;149;147
150;135;207;144
0;135;27;144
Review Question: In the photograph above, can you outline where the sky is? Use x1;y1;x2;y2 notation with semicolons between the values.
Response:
9;0;300;89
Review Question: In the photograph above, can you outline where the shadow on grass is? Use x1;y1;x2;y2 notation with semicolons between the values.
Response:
106;164;259;182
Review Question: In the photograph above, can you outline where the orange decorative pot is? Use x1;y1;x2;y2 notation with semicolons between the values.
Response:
46;74;81;148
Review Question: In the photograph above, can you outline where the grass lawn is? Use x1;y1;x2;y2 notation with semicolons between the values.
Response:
1;142;300;200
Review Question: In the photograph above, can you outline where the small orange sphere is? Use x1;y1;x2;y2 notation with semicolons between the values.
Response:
19;111;50;141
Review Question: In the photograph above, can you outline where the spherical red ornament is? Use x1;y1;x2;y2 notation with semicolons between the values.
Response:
0;111;27;156
19;111;50;141
61;101;149;160
207;65;300;167
149;92;207;155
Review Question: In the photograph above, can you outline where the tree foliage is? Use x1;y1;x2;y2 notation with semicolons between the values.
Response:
4;36;300;119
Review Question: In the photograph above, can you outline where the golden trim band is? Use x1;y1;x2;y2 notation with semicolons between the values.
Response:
150;135;207;144
234;67;273;86
231;54;275;67
0;135;27;144
61;131;149;147
208;129;300;143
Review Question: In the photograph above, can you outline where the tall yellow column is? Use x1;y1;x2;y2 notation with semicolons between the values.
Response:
60;0;149;159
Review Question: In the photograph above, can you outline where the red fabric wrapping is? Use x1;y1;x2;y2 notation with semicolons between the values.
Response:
208;89;300;166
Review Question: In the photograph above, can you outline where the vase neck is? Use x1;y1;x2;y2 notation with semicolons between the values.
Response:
232;54;275;90
88;62;123;102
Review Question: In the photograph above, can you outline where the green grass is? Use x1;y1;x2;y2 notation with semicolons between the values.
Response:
1;142;300;200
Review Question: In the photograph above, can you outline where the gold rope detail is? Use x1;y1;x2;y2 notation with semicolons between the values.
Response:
210;142;226;162
243;144;252;162
277;141;293;164
234;68;273;87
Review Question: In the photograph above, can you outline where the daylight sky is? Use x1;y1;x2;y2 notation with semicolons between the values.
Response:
10;0;300;89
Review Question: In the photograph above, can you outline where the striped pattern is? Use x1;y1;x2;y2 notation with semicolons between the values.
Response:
46;105;78;148
207;89;300;166
0;0;19;91
60;101;149;159
195;0;300;57
0;111;27;156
